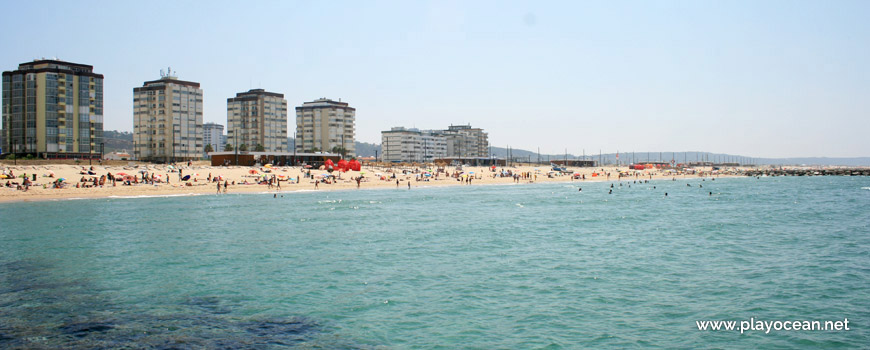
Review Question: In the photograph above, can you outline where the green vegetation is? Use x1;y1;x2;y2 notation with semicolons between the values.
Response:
331;146;348;157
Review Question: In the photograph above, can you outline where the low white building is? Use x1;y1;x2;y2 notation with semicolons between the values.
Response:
381;127;447;163
103;151;133;161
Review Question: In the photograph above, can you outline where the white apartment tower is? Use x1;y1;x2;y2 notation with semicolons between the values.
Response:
227;89;287;152
295;98;355;156
202;122;224;156
133;71;203;162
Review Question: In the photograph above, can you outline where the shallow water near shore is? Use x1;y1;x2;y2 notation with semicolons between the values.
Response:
1;176;868;348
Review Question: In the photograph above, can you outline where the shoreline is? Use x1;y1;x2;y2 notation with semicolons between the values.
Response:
0;163;746;204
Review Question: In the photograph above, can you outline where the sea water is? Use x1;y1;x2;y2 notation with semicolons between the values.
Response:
1;176;868;349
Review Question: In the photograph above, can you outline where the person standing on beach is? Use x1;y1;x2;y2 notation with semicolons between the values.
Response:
408;181;411;190
396;179;400;187
223;180;228;193
217;182;221;194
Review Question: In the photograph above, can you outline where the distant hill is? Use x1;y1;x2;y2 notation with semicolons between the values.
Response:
354;141;381;157
102;130;133;153
489;148;870;167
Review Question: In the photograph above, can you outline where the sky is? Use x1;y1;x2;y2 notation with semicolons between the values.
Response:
1;0;868;158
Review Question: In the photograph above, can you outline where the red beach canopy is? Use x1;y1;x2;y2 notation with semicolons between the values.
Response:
348;159;361;171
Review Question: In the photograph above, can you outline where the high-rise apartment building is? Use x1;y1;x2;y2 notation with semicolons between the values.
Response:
2;59;103;158
444;124;489;158
133;72;203;162
295;98;355;156
381;127;447;163
227;89;287;152
203;122;224;156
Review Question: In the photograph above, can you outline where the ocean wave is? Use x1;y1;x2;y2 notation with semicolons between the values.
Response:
107;193;204;199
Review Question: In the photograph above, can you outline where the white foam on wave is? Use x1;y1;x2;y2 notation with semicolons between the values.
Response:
107;193;204;199
862;187;870;190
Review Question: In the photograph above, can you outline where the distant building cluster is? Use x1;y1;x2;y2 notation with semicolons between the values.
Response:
3;59;493;164
381;124;489;163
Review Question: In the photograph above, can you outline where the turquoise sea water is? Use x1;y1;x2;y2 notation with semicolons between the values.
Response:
1;176;868;349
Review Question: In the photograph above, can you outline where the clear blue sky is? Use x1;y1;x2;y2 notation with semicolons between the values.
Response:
2;0;868;158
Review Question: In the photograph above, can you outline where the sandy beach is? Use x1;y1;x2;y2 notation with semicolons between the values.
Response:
0;161;739;203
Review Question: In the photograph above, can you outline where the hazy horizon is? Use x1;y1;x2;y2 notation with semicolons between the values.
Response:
2;1;868;158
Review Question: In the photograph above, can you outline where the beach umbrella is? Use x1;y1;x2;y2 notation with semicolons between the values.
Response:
58;178;66;182
116;172;128;176
249;169;258;175
264;164;272;168
304;165;312;169
468;171;475;174
424;173;431;177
